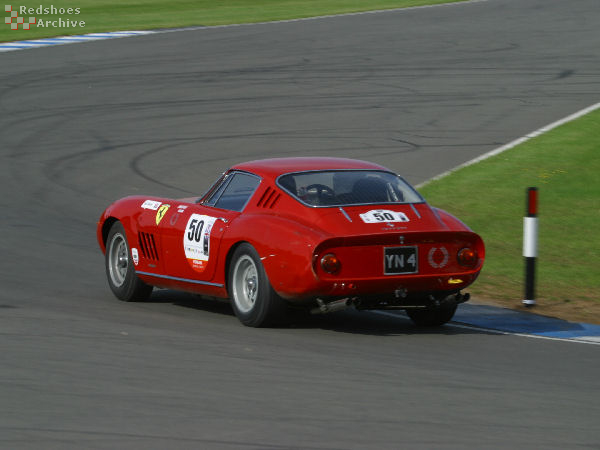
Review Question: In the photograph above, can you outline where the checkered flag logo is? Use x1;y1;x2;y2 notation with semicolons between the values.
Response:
5;5;36;30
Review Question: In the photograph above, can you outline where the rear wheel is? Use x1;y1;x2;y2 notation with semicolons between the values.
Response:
406;304;457;327
105;221;153;302
228;243;287;327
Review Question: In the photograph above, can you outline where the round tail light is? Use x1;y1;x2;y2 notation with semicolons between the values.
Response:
320;253;341;274
457;247;478;267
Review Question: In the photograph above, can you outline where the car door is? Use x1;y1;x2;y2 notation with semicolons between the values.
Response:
158;171;261;285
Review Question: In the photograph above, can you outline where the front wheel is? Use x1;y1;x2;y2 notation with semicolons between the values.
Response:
406;304;457;327
228;243;287;327
105;221;153;302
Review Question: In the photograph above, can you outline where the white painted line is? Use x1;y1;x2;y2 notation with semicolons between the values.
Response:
159;0;490;31
417;101;600;188
448;322;600;345
373;310;600;345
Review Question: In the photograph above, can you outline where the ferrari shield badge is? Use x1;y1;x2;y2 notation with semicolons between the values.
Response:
155;204;170;225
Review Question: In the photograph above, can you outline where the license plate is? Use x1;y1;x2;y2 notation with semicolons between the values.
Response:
384;246;418;275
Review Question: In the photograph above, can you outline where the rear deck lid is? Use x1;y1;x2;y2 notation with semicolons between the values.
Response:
312;203;449;235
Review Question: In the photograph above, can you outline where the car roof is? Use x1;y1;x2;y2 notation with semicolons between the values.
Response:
231;157;391;179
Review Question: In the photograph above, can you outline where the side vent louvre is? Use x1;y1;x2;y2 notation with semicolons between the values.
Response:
138;232;159;260
256;187;280;209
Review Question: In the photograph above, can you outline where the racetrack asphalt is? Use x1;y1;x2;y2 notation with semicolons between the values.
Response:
1;0;599;448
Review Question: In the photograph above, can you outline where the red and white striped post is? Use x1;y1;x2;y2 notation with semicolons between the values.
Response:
522;187;538;307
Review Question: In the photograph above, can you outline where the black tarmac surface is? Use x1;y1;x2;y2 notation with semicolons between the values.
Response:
1;0;599;448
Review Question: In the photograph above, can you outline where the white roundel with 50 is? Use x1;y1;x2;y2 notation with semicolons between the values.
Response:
360;209;409;223
183;214;218;272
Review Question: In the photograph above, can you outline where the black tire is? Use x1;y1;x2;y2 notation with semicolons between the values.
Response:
406;304;457;327
228;243;287;327
105;221;153;302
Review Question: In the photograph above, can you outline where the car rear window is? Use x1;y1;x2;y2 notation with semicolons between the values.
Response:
277;170;423;207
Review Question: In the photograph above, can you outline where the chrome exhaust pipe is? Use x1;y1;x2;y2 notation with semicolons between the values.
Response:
442;292;470;306
310;298;352;315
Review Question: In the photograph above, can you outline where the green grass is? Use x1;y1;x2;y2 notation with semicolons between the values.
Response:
1;0;465;43
419;108;600;307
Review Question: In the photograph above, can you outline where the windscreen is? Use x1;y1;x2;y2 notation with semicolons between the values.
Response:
277;170;423;207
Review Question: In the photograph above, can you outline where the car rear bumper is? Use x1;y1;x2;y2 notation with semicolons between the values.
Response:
275;269;480;303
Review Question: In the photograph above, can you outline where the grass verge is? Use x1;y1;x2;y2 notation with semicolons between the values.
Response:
420;108;600;324
1;0;464;43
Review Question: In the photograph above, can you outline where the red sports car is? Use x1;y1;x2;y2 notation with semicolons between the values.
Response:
97;157;484;327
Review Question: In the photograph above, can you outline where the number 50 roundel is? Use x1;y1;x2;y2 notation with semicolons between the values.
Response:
183;214;218;273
